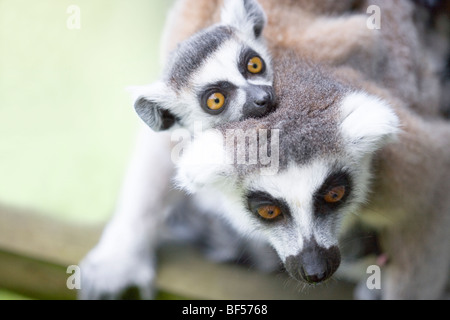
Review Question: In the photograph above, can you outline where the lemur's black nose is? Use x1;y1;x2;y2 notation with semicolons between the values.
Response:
298;263;329;284
285;238;341;284
243;85;275;119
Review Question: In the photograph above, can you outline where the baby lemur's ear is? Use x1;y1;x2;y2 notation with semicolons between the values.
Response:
221;0;267;39
131;82;178;131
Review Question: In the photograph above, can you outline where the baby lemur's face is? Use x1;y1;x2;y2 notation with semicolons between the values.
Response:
134;0;275;132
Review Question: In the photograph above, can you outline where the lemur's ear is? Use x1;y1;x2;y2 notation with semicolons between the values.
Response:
340;92;400;156
131;82;178;131
221;0;267;39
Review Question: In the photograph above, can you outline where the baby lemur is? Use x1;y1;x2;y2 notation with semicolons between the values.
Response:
132;0;275;132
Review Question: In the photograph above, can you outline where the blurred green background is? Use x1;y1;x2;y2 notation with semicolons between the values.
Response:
0;0;174;298
0;0;173;223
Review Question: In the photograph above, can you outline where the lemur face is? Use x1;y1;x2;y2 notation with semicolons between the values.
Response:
240;160;362;284
176;55;400;284
133;0;275;132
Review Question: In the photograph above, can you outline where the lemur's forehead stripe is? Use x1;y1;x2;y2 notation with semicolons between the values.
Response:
166;25;235;91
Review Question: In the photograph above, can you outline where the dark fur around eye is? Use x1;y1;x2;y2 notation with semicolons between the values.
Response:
239;48;266;78
313;170;353;217
199;81;237;115
246;190;290;223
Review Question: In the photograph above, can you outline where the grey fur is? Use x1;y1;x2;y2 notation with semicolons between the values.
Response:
219;52;350;176
134;97;177;131
165;25;235;91
181;49;450;299
243;0;267;38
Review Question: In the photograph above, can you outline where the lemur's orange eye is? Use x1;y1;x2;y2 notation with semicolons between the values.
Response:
206;92;225;110
256;205;282;220
324;186;346;203
247;56;264;74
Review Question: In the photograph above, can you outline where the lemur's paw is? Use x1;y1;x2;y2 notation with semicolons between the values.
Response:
78;246;155;300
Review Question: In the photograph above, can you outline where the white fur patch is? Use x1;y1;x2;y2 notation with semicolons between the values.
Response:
221;0;267;40
340;91;400;156
128;81;172;106
243;162;334;259
175;129;234;193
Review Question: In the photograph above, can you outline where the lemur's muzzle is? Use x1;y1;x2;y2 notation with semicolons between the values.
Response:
243;85;275;119
285;238;341;284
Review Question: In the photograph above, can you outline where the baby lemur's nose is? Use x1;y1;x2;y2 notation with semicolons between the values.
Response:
243;85;275;118
254;92;271;107
285;238;341;284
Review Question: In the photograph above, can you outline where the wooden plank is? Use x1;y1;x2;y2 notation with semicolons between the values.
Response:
0;250;76;300
0;205;102;266
0;206;355;300
156;245;355;300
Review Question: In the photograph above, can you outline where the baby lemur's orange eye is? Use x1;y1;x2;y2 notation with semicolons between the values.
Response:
247;56;264;74
206;92;225;110
256;205;282;220
324;186;346;203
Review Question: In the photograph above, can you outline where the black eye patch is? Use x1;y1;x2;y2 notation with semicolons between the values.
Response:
313;170;352;217
246;190;291;223
199;81;237;115
238;48;266;78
